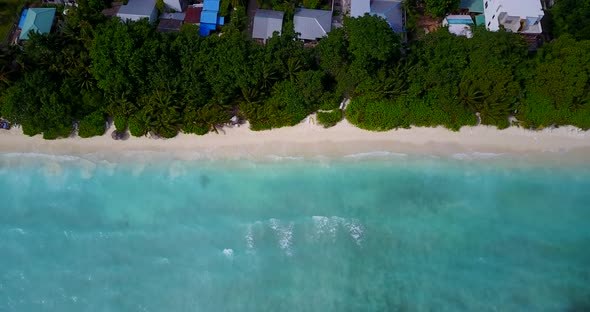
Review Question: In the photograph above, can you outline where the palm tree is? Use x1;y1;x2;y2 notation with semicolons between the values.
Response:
285;57;302;82
140;89;182;138
259;63;278;91
459;80;485;113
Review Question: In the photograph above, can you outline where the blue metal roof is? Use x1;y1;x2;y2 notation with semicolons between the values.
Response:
199;22;217;36
200;11;218;25
199;0;221;36
18;9;28;28
203;0;220;11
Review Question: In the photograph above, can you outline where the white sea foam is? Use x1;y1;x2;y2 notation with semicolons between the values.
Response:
312;216;339;241
452;152;505;160
452;153;470;160
9;228;26;235
341;218;364;246
344;151;407;159
472;152;505;158
312;216;364;246
266;155;304;161
269;218;294;256
0;152;81;161
245;225;255;251
223;249;234;259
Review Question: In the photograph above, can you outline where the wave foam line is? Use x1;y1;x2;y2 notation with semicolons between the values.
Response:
344;151;407;158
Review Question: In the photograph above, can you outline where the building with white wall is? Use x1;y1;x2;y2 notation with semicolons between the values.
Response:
483;0;544;34
443;15;474;38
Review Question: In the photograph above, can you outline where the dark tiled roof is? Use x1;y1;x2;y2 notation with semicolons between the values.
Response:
158;18;183;32
185;7;202;24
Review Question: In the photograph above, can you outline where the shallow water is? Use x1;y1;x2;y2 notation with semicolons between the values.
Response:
0;155;589;311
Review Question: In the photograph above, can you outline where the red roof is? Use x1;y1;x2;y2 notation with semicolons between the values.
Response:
185;7;202;24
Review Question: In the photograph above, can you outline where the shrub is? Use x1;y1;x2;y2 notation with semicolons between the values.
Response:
42;125;71;140
113;115;127;131
182;123;209;135
128;117;147;137
78;111;106;138
568;104;590;130
345;96;407;131
317;110;342;128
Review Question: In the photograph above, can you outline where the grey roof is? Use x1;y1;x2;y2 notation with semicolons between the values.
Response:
371;0;403;33
350;0;404;33
252;10;284;39
161;12;186;21
351;0;370;17
293;9;332;40
118;0;156;16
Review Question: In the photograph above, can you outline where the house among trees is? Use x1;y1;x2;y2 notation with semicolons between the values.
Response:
117;0;158;24
163;0;186;12
184;6;203;25
483;0;544;34
458;0;485;26
350;0;404;33
293;8;332;41
482;0;545;49
199;0;224;36
158;13;186;32
458;0;484;15
18;8;56;41
442;15;475;38
252;10;284;43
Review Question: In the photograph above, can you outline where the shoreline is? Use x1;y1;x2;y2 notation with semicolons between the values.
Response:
1;119;590;163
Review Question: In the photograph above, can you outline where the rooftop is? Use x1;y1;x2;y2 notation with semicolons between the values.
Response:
201;10;218;25
491;0;544;18
184;7;203;24
157;19;183;32
161;12;186;21
118;0;157;16
19;8;56;40
293;8;332;40
203;0;221;12
459;0;484;13
252;10;284;40
351;0;371;18
350;0;405;33
371;0;403;33
443;15;474;38
445;15;474;25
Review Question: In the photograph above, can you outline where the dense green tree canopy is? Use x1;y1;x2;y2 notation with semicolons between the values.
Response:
519;35;590;129
2;2;590;139
551;0;590;41
423;0;460;17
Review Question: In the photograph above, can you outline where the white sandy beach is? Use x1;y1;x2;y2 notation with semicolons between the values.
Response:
1;117;590;161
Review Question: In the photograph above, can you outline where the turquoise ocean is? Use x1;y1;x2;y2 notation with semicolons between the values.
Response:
0;153;589;311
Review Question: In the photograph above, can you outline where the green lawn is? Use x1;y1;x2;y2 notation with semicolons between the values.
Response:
0;0;24;42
